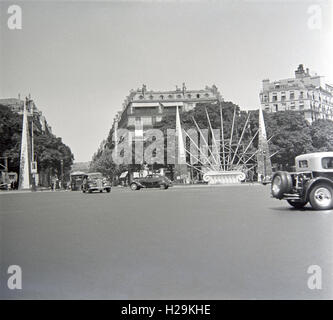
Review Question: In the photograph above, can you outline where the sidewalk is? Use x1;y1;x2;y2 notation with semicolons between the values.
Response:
0;183;266;195
0;189;68;195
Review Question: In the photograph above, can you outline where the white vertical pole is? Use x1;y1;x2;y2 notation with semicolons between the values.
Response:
19;99;31;189
227;106;236;170
220;102;226;171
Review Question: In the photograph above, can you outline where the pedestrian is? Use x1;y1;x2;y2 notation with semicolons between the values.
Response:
82;176;88;192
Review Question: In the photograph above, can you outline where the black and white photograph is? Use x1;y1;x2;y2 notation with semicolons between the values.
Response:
0;0;333;304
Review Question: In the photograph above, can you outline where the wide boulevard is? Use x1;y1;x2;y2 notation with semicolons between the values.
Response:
1;184;332;299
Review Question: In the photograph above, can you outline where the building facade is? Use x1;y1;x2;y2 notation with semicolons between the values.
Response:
259;64;333;123
111;84;222;182
115;84;222;131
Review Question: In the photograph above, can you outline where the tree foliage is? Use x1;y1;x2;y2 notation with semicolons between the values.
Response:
0;104;74;178
90;102;333;175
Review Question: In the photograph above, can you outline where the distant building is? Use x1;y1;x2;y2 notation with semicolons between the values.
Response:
111;84;223;181
0;96;52;134
116;84;222;131
259;64;333;123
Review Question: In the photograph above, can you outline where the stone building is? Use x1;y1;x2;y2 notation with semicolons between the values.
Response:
111;84;223;182
116;83;222;131
259;64;333;123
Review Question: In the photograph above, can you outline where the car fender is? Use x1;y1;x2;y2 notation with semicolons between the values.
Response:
132;181;144;188
304;177;333;201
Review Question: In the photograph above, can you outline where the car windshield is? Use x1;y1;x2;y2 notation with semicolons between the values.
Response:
322;157;333;169
88;173;102;179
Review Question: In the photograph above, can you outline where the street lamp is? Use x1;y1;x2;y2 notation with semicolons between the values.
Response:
61;159;64;189
263;150;267;183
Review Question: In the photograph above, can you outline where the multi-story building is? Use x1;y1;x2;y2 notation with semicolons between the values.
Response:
115;83;222;131
259;64;333;123
111;84;222;182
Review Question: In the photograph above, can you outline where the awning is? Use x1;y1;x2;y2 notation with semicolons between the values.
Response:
70;171;87;176
119;171;128;178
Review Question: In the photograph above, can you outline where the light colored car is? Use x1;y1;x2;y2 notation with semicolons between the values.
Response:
271;152;333;210
82;172;111;193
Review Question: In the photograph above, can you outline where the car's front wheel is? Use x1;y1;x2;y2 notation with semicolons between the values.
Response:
130;183;139;191
309;183;333;210
287;199;308;209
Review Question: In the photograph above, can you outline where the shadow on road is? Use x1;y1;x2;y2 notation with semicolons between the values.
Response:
269;206;332;215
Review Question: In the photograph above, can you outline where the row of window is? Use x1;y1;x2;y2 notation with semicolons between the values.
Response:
138;93;210;100
263;91;332;104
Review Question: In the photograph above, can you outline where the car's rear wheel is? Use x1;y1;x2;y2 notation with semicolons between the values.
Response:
106;188;111;193
160;184;167;190
130;183;138;191
271;171;292;199
287;199;308;209
309;183;333;210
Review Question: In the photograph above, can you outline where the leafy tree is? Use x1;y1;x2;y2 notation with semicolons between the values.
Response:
91;102;333;176
310;119;333;151
0;104;74;183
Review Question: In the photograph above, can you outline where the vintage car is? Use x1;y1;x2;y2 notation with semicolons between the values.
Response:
130;174;172;191
271;152;333;210
82;172;111;193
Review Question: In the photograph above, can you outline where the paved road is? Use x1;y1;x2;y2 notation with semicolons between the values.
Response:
1;185;333;299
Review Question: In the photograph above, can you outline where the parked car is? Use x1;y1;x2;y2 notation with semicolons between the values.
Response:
271;152;333;210
130;174;172;191
82;172;111;193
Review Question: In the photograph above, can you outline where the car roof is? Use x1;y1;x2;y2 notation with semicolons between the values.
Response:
296;152;333;161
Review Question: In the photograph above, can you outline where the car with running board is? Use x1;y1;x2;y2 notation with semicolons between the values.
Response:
271;152;333;210
130;174;172;191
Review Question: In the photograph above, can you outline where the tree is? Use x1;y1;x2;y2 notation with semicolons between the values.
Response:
310;119;333;151
0;104;74;184
89;147;117;180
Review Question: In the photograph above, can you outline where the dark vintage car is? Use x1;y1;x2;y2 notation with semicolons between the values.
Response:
130;174;172;191
82;172;111;193
271;152;333;210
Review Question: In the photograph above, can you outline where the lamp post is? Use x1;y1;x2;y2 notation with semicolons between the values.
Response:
29;97;37;192
61;159;64;189
263;150;267;183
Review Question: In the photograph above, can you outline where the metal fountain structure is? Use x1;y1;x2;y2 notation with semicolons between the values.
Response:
175;103;274;184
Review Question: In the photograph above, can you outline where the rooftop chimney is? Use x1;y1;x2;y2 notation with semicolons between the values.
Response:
295;64;306;78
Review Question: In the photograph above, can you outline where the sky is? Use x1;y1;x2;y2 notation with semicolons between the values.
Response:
1;0;332;162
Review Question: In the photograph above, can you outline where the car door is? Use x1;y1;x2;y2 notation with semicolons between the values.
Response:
148;175;158;188
150;175;160;187
142;175;153;187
